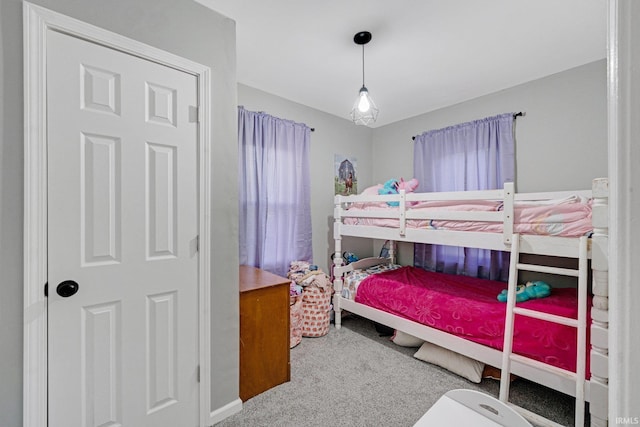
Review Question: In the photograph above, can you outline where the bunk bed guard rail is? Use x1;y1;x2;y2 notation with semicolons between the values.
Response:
334;182;516;245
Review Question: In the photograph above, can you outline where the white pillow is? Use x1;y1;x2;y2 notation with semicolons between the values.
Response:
390;330;424;347
413;342;485;383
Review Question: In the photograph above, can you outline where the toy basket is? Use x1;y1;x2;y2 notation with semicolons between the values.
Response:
290;295;303;348
301;283;331;337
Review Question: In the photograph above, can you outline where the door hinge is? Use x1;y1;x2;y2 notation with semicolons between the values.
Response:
44;282;48;297
196;235;200;252
189;105;199;123
197;365;200;383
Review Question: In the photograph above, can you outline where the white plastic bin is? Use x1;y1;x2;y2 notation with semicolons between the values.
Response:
413;389;532;427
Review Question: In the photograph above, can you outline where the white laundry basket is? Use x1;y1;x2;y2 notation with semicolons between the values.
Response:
413;389;532;427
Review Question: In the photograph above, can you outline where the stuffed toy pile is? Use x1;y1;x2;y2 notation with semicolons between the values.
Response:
378;177;419;206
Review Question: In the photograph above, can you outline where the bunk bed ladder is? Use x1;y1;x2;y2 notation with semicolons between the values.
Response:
499;234;589;427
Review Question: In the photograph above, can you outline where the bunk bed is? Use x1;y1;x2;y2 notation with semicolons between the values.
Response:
332;179;609;427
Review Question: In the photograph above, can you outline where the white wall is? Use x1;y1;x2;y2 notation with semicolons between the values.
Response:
372;60;608;193
0;1;614;424
371;61;607;265
240;61;607;269
241;56;640;419
0;1;238;425
238;84;374;272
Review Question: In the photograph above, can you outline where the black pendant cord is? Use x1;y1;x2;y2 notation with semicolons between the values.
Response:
361;44;365;88
353;31;372;90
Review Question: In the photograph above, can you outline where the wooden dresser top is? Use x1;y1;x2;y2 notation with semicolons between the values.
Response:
239;265;290;293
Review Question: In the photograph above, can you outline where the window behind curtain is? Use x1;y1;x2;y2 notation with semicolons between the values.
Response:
413;113;515;280
238;106;312;277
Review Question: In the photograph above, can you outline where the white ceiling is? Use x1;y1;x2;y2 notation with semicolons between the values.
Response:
195;0;607;128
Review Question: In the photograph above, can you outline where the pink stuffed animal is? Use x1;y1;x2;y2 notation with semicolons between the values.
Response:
397;178;419;206
397;178;419;193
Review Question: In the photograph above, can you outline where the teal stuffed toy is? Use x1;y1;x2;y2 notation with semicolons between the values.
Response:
497;280;551;303
524;280;552;299
377;178;419;206
378;179;400;206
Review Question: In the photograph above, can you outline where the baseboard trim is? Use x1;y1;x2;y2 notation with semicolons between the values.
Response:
208;398;243;425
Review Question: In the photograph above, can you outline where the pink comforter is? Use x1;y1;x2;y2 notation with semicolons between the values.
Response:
354;266;590;374
344;196;592;237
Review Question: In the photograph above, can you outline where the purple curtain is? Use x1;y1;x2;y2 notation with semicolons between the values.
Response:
238;106;312;277
413;113;515;280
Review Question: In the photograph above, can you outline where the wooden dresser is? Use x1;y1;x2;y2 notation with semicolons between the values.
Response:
239;265;291;401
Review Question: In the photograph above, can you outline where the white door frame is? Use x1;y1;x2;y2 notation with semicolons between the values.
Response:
22;3;213;426
608;0;640;421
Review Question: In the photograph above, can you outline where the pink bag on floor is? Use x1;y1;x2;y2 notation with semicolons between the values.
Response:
301;284;331;337
290;295;303;348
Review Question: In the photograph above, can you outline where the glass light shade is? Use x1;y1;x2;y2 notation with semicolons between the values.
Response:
350;86;379;126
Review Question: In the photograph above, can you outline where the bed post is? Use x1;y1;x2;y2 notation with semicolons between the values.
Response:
503;182;515;245
333;195;344;329
589;178;609;427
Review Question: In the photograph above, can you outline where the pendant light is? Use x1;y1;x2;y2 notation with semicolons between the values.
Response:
350;31;379;125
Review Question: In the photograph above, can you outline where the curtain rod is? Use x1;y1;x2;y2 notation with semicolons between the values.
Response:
240;106;314;131
411;111;524;141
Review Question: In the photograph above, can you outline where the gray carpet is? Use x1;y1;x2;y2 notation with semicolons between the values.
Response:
216;315;578;427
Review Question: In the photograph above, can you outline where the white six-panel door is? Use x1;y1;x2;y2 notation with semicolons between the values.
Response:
46;29;199;427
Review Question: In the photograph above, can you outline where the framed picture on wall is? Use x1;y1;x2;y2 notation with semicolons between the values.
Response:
334;154;357;195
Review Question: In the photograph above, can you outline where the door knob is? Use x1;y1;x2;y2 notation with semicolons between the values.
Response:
56;280;79;297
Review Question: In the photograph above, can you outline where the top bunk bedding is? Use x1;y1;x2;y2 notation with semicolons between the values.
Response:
337;189;593;238
343;195;592;237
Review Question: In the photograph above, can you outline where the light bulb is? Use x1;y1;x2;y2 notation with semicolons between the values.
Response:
350;85;378;125
357;92;370;113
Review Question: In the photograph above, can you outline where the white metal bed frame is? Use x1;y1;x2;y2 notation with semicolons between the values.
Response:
332;178;609;427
